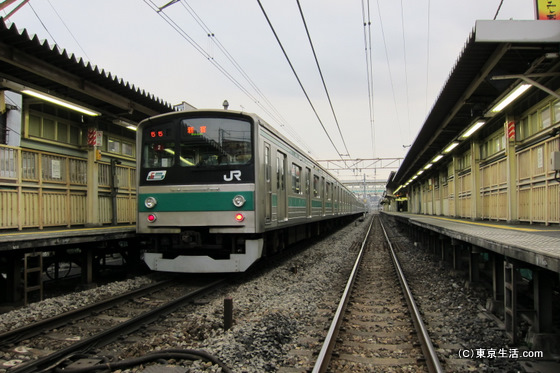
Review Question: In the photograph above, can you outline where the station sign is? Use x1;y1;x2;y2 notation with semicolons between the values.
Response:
536;0;558;20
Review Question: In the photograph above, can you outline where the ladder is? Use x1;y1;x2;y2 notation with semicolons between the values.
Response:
24;253;43;306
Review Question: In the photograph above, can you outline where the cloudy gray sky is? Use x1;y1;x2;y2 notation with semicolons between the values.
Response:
5;0;536;181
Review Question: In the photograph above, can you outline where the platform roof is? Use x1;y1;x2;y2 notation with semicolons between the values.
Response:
390;20;560;190
0;18;174;124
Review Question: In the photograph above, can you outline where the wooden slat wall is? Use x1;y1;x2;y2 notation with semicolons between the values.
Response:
516;137;559;225
0;145;136;230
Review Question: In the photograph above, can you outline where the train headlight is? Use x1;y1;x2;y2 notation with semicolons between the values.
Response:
235;213;245;222
232;195;246;207
144;197;157;209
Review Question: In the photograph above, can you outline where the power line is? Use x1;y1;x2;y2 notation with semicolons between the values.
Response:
28;2;58;46
400;0;412;143
361;0;376;158
46;0;91;61
295;0;351;158
178;0;310;152
493;0;505;20
256;0;345;160
374;0;405;148
425;0;431;117
144;0;313;154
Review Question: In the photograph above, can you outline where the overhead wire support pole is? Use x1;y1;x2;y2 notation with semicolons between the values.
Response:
256;0;345;161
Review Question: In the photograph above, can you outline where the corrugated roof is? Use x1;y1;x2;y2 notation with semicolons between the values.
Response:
0;18;174;123
391;21;560;188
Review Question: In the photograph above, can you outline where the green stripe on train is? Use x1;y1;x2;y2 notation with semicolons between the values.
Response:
138;192;254;212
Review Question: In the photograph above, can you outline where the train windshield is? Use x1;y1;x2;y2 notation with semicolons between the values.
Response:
140;116;254;185
178;118;252;167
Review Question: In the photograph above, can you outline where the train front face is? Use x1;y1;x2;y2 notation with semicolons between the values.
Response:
137;110;262;273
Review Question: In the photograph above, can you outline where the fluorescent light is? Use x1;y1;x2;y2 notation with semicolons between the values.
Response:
22;89;100;116
489;83;531;114
443;142;459;153
432;155;444;163
424;163;433;170
417;170;424;176
461;120;485;139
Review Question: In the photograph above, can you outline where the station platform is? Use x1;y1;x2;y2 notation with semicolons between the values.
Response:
381;212;560;273
0;225;136;252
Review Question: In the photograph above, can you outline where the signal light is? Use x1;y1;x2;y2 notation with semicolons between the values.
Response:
235;213;245;222
147;214;157;223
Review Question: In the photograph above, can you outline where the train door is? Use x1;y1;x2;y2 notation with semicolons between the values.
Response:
277;151;287;221
305;167;311;217
265;143;272;223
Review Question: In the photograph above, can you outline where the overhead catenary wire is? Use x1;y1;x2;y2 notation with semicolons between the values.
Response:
373;0;405;149
493;0;505;20
46;0;91;61
177;0;312;153
143;0;314;154
425;0;431;117
295;0;351;158
27;2;58;46
400;0;412;144
256;0;346;161
361;0;376;158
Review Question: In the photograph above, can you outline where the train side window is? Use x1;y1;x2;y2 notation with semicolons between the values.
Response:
265;144;271;182
313;175;320;198
305;168;310;196
291;163;301;194
277;152;285;191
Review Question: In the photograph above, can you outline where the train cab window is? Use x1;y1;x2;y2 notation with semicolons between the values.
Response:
143;142;176;168
179;117;252;167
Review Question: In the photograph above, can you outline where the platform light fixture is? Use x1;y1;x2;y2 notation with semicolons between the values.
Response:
443;142;460;153
22;89;101;116
460;120;486;139
432;155;444;163
424;163;433;170
488;83;531;115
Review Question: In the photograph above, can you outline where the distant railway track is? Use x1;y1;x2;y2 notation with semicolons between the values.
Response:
1;277;228;373
312;214;444;372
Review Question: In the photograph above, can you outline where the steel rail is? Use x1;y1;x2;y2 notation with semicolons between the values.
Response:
311;215;374;373
379;217;444;373
0;279;174;347
8;278;226;373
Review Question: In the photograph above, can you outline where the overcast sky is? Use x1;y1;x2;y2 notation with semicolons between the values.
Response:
5;0;536;182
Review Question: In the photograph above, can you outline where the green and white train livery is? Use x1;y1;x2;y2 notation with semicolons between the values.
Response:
137;109;364;273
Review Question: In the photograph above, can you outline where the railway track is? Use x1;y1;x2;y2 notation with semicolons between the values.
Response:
312;214;444;372
1;277;228;373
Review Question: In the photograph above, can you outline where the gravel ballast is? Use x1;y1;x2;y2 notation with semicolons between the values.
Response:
0;216;529;372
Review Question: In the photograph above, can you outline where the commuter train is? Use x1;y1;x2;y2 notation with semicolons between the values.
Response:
136;109;365;273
